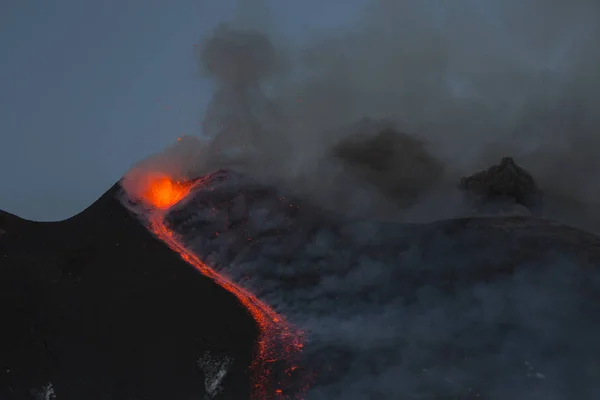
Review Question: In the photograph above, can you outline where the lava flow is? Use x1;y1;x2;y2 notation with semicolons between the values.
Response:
131;172;309;399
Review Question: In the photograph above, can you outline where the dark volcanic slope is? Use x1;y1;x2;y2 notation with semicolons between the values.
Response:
0;183;257;400
5;170;600;399
166;170;600;399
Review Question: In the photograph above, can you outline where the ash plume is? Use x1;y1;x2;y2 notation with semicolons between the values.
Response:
120;1;600;398
187;0;600;224
198;23;288;177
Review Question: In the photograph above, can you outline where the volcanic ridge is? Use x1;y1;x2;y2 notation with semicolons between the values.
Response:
2;160;600;400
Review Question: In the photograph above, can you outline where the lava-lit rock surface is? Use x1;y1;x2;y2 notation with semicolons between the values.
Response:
0;183;256;400
166;169;600;400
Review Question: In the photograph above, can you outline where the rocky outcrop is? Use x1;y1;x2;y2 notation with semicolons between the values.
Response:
458;157;543;215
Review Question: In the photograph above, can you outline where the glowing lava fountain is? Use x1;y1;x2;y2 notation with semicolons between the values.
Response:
128;172;309;399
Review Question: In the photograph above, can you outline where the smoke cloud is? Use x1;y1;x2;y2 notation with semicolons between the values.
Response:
198;22;289;177
179;0;599;225
121;1;600;398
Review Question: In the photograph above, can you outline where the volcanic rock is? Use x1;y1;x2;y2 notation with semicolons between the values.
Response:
458;156;543;215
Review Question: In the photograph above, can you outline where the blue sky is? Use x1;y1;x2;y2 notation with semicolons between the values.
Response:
0;0;366;220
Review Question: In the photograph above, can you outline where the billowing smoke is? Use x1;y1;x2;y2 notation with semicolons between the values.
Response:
183;0;600;224
120;1;600;398
198;22;289;178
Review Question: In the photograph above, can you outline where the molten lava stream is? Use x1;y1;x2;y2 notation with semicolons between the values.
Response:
138;173;309;399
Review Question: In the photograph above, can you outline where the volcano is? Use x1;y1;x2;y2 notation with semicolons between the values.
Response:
3;168;600;399
0;182;257;400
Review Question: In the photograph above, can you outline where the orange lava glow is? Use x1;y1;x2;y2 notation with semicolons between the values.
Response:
142;173;193;210
137;174;310;399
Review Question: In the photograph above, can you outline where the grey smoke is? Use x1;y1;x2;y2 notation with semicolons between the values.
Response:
198;22;289;175
191;0;599;226
122;1;600;398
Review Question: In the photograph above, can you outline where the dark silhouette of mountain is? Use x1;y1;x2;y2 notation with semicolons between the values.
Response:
0;182;257;400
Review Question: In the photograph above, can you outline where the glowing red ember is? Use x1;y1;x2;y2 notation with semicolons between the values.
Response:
141;173;192;209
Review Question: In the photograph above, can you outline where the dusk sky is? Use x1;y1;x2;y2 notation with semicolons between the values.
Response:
1;0;367;220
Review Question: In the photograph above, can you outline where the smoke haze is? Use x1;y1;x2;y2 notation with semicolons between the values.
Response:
162;171;600;399
121;1;600;398
183;0;599;225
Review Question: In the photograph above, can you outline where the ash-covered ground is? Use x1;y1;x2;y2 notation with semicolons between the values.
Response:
161;169;600;400
120;4;600;396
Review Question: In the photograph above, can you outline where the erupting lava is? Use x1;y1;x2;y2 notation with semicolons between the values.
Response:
131;172;309;399
141;173;192;210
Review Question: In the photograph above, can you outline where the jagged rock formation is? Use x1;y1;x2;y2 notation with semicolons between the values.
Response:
458;157;543;215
